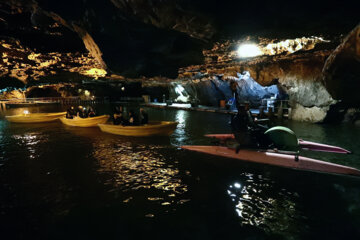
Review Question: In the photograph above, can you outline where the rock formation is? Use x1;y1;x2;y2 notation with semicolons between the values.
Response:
178;47;337;122
0;0;359;123
323;24;360;106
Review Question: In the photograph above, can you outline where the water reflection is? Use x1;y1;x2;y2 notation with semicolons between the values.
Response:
1;107;47;116
1;103;360;239
12;133;42;159
92;138;189;209
227;173;307;238
171;110;190;146
0;120;6;163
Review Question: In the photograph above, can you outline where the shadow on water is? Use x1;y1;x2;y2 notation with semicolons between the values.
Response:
0;103;360;240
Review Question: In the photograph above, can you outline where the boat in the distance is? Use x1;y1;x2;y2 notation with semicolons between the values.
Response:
60;115;110;127
98;121;178;137
5;112;66;123
5;101;60;108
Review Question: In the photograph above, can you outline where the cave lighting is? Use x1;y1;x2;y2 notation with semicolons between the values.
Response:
83;68;107;79
237;44;262;58
174;84;189;102
234;183;241;189
84;90;90;97
262;37;330;55
23;110;29;115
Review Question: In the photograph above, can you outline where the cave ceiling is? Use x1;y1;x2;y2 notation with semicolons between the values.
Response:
0;0;358;78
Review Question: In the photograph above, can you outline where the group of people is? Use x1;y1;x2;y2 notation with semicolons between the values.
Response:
113;106;148;126
66;106;96;119
65;104;149;126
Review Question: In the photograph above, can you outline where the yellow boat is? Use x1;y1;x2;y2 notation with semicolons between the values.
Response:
5;112;66;123
98;121;178;137
60;115;110;127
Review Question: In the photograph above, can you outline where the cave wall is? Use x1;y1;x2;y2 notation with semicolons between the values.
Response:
323;24;360;106
1;0;358;80
1;0;359;123
178;49;336;122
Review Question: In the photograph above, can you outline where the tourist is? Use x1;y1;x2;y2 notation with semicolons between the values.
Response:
231;104;256;150
128;110;139;126
229;81;270;151
66;106;76;119
87;107;96;117
113;105;125;125
77;106;88;118
140;108;148;125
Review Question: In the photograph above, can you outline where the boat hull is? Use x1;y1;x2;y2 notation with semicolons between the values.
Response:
98;121;178;137
60;115;110;127
205;134;351;154
6;102;60;108
5;112;66;123
181;145;360;176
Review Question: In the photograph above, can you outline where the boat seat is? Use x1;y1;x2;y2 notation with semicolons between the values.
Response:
264;126;299;152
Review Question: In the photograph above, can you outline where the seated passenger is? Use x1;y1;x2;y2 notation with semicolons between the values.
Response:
140;108;148;125
77;106;88;118
127;110;139;126
113;106;125;125
66;106;76;119
231;102;270;152
88;107;96;117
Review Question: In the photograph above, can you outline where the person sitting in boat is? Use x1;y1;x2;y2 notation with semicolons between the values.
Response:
231;104;255;149
77;106;88;118
127;109;139;126
229;80;270;151
139;108;148;125
113;106;125;125
66;106;76;119
87;107;96;117
232;102;272;152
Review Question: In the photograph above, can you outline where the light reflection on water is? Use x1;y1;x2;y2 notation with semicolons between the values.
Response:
12;133;41;159
94;142;187;192
90;136;189;210
1;104;360;239
171;110;190;146
227;172;307;237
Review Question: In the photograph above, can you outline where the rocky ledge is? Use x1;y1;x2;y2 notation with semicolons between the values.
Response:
176;24;360;123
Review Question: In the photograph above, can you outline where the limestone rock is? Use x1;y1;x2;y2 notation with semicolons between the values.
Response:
232;72;279;106
323;24;360;106
280;77;334;108
0;89;25;99
290;103;329;123
179;50;335;110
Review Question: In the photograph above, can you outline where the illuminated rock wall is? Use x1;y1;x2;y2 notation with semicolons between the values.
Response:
178;49;336;122
0;39;104;84
0;0;358;123
290;103;328;123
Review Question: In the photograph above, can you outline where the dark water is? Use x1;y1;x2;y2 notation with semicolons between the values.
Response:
1;104;360;240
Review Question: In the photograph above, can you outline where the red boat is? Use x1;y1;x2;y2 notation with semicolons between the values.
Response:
181;145;360;176
204;134;352;154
